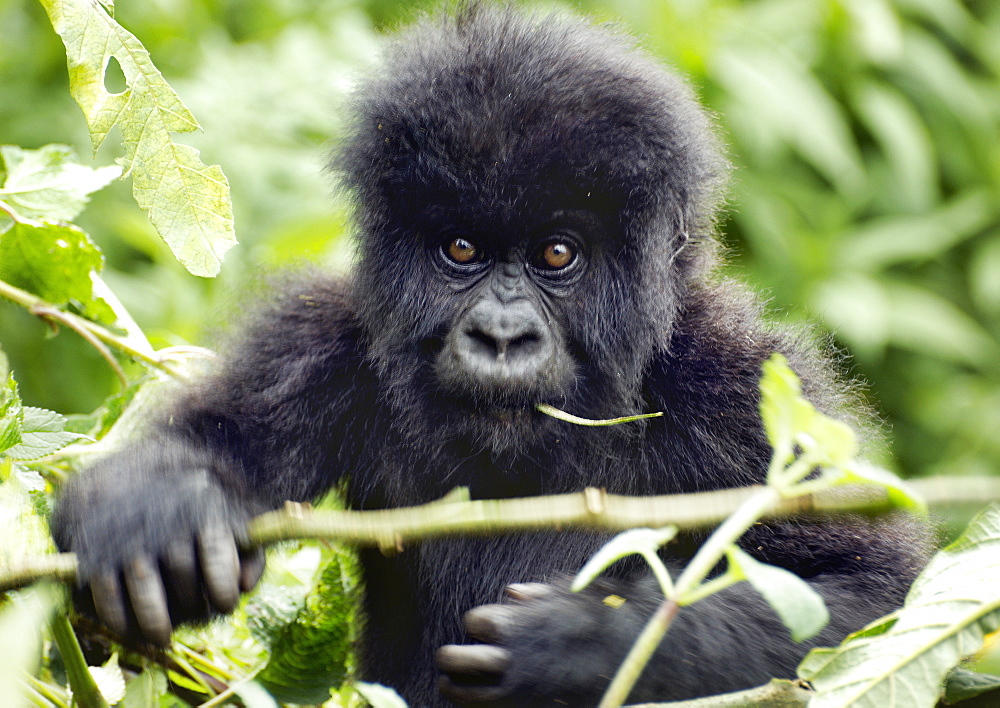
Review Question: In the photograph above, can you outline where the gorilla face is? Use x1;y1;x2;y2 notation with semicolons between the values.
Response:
349;171;654;454
432;210;600;408
373;204;622;452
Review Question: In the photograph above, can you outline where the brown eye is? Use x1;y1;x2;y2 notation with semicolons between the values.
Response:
536;240;576;270
445;238;480;264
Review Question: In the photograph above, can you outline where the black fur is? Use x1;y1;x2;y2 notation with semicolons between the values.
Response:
53;6;929;705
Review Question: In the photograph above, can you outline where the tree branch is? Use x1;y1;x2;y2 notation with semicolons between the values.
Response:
627;678;813;706
2;475;997;593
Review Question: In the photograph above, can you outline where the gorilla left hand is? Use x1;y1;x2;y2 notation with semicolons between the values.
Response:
52;444;266;646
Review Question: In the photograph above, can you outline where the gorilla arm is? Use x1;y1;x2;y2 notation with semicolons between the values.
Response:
51;283;369;645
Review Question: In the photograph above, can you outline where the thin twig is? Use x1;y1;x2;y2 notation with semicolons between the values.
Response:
0;278;177;376
29;304;127;387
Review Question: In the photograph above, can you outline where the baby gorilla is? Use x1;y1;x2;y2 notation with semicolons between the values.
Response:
53;5;929;705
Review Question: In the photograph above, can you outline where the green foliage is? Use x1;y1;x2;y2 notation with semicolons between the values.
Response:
355;681;409;708
761;354;924;509
251;547;359;703
0;145;120;322
3;406;89;462
577;0;1000;480
571;526;678;595
801;503;1000;707
0;220;115;322
0;354;86;490
576;354;913;706
943;668;1000;705
38;0;237;277
0;371;20;455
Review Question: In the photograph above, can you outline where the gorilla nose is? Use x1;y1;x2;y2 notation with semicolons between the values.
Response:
465;322;543;363
453;301;555;383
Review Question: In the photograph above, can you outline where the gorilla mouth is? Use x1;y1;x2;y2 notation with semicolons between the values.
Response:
486;406;535;426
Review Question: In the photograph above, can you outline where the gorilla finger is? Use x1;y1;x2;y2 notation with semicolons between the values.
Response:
198;522;240;612
436;644;510;677
163;538;202;609
504;582;553;601
438;675;508;704
91;570;129;638
239;547;266;592
123;555;173;646
463;604;515;643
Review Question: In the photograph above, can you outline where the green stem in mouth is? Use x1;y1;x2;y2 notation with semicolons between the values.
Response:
536;403;664;427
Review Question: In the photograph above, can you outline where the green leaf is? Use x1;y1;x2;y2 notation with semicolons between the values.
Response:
970;237;1000;316
536;403;664;427
0;465;54;562
839;190;992;271
942;668;1000;704
232;681;280;708
0;373;23;456
714;45;866;200
839;461;926;512
0;586;61;708
4;407;90;461
121;669;168;708
814;273;997;368
251;548;359;704
38;0;237;277
760;354;862;478
725;546;829;642
0;144;120;222
799;504;1000;707
571;527;677;595
759;354;811;462
356;682;409;708
88;654;126;705
850;81;936;212
882;281;995;367
0;218;115;322
842;0;903;64
799;411;858;468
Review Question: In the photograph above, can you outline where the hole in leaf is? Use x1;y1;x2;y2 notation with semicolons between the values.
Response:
104;56;127;94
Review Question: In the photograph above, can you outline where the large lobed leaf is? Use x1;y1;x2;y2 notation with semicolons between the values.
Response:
38;0;237;277
800;504;1000;707
248;548;359;704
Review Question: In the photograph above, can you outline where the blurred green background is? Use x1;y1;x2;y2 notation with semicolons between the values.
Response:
1;0;998;481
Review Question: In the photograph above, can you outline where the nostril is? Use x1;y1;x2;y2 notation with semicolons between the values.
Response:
466;328;500;358
507;332;542;360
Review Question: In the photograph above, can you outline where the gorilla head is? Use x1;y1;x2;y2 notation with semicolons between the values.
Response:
338;7;728;451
